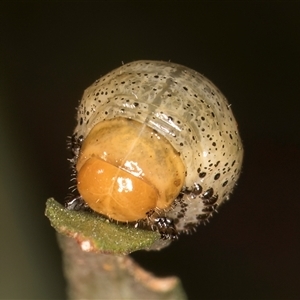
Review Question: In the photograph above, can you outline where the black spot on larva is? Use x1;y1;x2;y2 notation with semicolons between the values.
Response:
232;160;236;166
177;213;184;219
196;213;210;221
211;112;215;118
202;204;217;213
214;161;220;167
181;202;188;209
212;142;216;147
199;172;206;178
202;188;214;199
192;183;202;195
133;102;139;107
183;86;188;91
203;195;218;205
201;116;205;121
184;222;196;231
172;218;180;225
79;117;83;125
222;180;228;187
168;116;173;121
214;173;220;180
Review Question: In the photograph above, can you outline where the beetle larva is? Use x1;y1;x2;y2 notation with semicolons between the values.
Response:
66;60;243;239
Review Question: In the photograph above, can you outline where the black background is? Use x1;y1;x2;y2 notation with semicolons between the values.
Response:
1;2;299;299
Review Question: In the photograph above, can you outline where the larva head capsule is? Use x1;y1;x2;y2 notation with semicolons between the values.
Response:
67;60;244;239
76;117;185;222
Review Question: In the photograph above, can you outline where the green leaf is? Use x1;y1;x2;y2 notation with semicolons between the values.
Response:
45;198;171;255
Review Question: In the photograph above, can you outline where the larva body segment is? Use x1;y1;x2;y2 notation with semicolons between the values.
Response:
70;60;243;236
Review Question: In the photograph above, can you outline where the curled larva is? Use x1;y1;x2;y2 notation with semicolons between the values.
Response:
66;60;243;239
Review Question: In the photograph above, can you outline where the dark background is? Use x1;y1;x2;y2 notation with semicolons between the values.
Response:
1;2;299;299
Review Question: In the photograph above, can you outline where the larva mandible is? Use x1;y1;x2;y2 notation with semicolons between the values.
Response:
66;60;244;239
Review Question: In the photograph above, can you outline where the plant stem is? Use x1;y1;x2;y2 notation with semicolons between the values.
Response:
58;234;187;299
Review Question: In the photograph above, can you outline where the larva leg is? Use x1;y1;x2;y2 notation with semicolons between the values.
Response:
153;217;178;240
65;195;89;211
145;209;178;239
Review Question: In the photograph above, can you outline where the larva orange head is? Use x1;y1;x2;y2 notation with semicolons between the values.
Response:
76;117;186;222
77;157;158;221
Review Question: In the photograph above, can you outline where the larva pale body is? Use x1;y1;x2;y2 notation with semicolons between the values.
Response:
71;60;243;235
